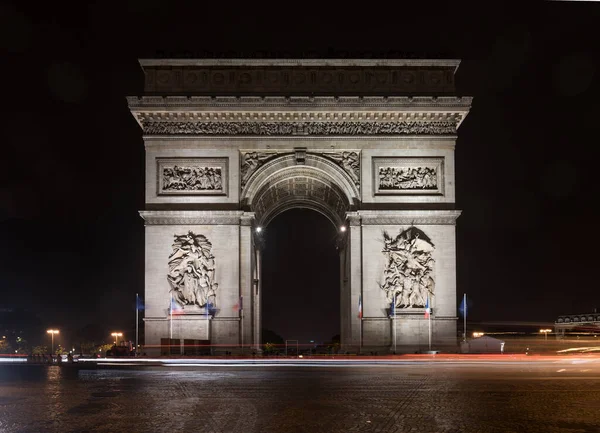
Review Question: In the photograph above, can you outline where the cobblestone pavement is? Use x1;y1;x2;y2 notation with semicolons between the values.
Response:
1;360;599;433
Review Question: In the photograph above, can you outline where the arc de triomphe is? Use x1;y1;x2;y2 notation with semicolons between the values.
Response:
127;59;471;354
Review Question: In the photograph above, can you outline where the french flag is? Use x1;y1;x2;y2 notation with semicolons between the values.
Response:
358;295;362;319
233;295;243;312
170;294;183;315
424;295;430;319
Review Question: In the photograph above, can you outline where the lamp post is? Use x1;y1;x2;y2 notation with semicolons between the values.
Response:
540;329;552;341
111;332;123;345
46;329;59;354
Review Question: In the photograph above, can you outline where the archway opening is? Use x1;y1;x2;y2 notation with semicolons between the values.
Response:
261;208;340;351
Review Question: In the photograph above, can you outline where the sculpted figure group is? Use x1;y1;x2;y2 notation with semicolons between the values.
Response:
163;165;222;191
379;166;437;190
379;227;435;310
167;231;217;310
325;151;360;186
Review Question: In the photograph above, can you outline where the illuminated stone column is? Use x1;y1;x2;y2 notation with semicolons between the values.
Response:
346;212;362;350
239;212;255;352
337;229;350;350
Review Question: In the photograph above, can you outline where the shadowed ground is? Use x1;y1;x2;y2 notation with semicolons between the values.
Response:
1;358;599;433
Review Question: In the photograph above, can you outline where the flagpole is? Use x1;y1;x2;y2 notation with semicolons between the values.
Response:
359;295;362;353
170;292;173;341
393;293;397;354
463;293;467;342
428;295;432;352
240;296;244;355
136;293;139;356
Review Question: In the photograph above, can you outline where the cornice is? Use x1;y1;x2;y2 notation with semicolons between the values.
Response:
357;210;462;225
132;111;464;123
127;96;471;135
139;59;461;69
127;95;472;110
141;135;458;142
139;210;244;225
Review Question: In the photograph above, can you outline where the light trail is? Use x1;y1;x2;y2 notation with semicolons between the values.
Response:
70;354;600;368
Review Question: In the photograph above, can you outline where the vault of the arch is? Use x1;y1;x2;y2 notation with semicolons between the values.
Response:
250;168;351;227
241;154;359;208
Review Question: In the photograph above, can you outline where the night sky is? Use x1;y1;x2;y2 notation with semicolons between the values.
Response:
2;2;600;346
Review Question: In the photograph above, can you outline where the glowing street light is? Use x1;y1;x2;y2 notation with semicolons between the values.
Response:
256;227;262;233
540;329;552;341
46;329;59;354
340;225;346;232
111;332;123;345
472;332;484;338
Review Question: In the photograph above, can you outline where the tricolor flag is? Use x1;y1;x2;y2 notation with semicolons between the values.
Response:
170;293;183;315
424;294;430;319
233;296;243;312
390;294;396;317
358;295;362;319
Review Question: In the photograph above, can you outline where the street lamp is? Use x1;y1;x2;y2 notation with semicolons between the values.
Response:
540;329;552;341
46;329;59;354
111;332;123;345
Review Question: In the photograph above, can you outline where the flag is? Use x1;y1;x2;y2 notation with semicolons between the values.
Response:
424;295;430;319
170;294;183;315
233;296;243;312
390;295;396;317
459;294;467;317
358;295;362;319
136;294;145;311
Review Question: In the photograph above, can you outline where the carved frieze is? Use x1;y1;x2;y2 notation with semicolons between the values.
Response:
373;157;444;195
379;227;435;311
157;158;228;196
142;121;456;136
167;231;218;313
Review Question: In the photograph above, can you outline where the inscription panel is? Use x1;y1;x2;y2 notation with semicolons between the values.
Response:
373;157;444;196
157;157;228;196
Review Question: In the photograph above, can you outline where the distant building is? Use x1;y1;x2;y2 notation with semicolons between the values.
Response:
555;311;600;337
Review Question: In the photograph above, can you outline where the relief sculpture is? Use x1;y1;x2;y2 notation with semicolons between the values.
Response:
143;121;457;136
162;165;222;191
379;227;435;310
379;166;437;190
167;231;217;311
240;152;278;187
322;151;360;186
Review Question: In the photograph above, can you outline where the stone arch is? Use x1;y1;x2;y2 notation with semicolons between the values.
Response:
241;154;359;227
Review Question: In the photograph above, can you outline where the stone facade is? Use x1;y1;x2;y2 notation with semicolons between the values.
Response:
129;59;471;354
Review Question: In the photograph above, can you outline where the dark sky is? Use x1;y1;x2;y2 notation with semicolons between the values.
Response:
2;2;600;345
